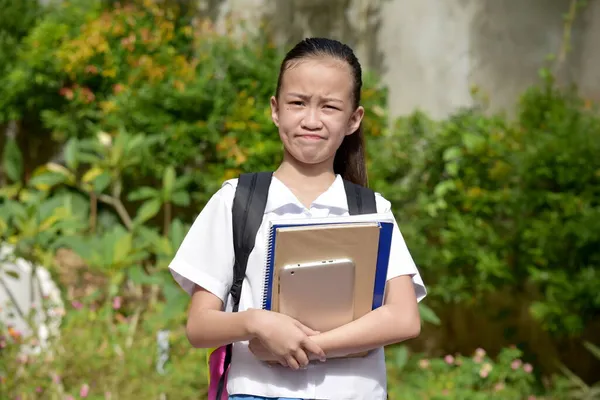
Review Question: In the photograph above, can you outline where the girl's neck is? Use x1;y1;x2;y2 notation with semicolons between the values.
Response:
275;151;336;186
273;151;337;208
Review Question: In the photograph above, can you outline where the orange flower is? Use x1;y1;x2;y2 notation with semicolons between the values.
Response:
59;87;74;100
7;326;21;340
85;65;98;74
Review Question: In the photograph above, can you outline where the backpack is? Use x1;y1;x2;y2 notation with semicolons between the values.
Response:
209;171;377;400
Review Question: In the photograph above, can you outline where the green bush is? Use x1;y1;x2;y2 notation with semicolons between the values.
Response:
386;345;562;400
1;303;207;399
369;73;600;337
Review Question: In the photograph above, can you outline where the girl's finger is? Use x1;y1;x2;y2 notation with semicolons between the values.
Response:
302;338;326;362
294;347;310;368
285;354;301;370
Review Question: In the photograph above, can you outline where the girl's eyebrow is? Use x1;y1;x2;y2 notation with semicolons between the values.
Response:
287;92;344;103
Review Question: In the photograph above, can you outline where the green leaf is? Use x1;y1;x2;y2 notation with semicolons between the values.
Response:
133;198;162;225
2;137;23;182
174;175;193;191
128;265;164;285
4;270;20;279
60;236;93;262
28;172;67;189
171;191;190;206
113;233;132;264
128;187;158;201
162;166;176;201
64;138;79;171
0;183;22;198
93;172;111;193
393;345;409;369
462;132;486;152
162;280;188;322
443;146;461;161
169;219;186;249
419;303;441;325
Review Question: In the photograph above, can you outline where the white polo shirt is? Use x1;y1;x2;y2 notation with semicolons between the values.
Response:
169;174;426;400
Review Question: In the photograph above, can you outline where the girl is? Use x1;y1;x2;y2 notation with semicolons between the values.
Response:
169;37;427;400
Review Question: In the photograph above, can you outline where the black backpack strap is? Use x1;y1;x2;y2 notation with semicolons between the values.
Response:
217;171;272;399
343;179;377;215
230;171;273;312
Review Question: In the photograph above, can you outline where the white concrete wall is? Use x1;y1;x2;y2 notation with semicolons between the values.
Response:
211;0;600;119
0;244;63;350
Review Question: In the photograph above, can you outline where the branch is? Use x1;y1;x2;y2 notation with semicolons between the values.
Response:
554;0;582;72
98;193;133;230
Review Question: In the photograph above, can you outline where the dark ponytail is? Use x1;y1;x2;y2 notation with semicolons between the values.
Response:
275;38;368;187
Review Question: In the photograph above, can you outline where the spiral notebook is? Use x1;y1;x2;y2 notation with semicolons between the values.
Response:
260;213;395;324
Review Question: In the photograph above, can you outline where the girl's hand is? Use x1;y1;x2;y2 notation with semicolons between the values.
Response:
248;338;277;362
248;309;326;369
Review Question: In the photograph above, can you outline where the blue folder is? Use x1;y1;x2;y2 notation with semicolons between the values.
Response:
261;220;394;312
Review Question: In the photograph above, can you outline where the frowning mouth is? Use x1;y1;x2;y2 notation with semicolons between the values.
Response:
297;134;324;140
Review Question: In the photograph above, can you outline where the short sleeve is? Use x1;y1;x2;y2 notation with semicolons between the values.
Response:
168;182;235;302
375;194;427;303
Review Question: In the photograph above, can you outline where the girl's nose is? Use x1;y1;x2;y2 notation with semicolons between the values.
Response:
301;108;323;130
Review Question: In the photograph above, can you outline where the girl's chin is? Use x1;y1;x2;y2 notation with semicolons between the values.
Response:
292;154;331;166
283;145;334;166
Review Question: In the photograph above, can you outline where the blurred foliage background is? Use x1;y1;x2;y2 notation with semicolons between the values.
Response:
0;0;599;399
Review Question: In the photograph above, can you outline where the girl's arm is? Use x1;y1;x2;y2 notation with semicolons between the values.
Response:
249;275;420;361
187;285;326;369
186;286;256;348
309;275;420;358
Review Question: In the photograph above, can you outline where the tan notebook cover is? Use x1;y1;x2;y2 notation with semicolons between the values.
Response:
268;222;382;358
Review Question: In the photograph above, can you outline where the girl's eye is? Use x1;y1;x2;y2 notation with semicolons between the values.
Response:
324;105;339;110
290;101;304;106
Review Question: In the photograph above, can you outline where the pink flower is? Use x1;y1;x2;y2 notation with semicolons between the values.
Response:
527;396;537;400
444;354;455;365
475;348;486;358
71;300;83;310
112;296;122;310
65;396;75;400
52;374;61;384
480;362;492;378
523;363;533;373
511;359;522;370
0;340;6;348
419;359;430;369
36;387;42;393
80;383;90;398
495;382;505;391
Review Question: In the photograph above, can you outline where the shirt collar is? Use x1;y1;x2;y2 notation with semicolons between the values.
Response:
263;174;348;213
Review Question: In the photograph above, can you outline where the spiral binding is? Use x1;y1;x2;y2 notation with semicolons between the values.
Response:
261;226;276;309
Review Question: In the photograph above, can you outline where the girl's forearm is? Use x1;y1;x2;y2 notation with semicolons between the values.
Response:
311;303;421;359
186;308;258;348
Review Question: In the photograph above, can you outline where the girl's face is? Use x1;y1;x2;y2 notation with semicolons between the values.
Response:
270;57;364;168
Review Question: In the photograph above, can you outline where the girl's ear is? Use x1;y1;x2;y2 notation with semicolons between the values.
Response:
347;105;365;136
270;96;280;127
